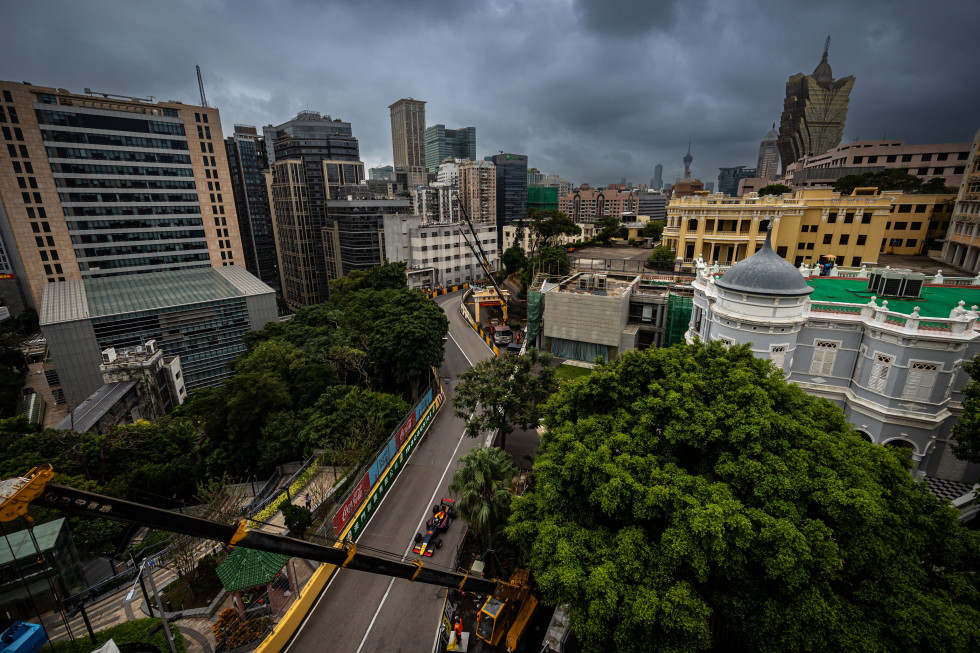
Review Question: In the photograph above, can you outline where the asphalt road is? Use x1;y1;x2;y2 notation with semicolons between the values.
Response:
285;291;494;653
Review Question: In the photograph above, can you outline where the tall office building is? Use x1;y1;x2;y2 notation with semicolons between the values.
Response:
778;38;856;173
491;153;527;237
459;160;496;223
424;124;475;172
369;165;394;181
652;164;663;190
264;110;362;310
717;166;757;197
226;125;279;292
756;126;779;180
322;198;413;280
0;81;245;309
389;99;426;169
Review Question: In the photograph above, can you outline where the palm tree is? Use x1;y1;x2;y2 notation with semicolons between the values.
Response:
449;447;517;550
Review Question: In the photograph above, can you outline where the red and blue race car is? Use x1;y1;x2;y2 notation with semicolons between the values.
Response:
413;498;456;556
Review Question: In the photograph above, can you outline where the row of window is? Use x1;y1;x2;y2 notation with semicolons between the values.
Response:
41;130;188;150
36;110;186;136
50;162;193;177
809;341;942;401
852;152;968;164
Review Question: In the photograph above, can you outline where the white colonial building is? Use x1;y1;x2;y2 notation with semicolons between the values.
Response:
688;231;980;495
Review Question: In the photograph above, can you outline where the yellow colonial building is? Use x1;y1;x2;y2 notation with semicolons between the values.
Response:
663;189;955;270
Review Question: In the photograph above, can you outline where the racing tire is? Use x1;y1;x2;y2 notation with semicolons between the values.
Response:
448;507;456;518
433;505;440;515
414;532;423;544
435;539;443;549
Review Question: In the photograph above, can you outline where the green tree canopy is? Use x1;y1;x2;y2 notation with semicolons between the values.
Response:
527;209;581;255
519;246;571;291
594;216;624;244
449;446;517;551
502;245;528;276
508;342;980;653
452;349;557;450
641;220;666;241
757;183;792;197
951;355;980;464
647;244;675;262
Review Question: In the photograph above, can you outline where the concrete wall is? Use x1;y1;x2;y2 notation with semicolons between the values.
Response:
245;293;279;332
543;289;629;347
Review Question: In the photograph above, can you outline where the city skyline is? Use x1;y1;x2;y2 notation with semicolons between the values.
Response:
1;0;978;187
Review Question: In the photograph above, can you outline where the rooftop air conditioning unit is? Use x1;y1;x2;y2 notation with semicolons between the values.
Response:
867;268;924;299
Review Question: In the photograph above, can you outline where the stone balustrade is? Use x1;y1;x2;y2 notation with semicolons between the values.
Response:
806;298;978;335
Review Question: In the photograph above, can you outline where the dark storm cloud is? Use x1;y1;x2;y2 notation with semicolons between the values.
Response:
2;0;978;187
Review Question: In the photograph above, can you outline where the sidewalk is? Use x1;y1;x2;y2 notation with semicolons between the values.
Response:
39;466;341;652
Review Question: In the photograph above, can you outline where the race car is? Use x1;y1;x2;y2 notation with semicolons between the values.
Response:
413;529;442;557
426;498;456;533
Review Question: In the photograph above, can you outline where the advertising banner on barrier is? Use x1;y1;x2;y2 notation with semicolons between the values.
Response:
395;412;416;448
416;388;433;422
333;472;370;536
368;435;399;487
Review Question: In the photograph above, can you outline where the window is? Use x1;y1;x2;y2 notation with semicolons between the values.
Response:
897;205;912;213
867;156;878;164
823;234;832;244
921;153;932;162
810;341;839;376
857;234;867;246
910;222;922;230
901;154;913;162
776;246;787;257
827;212;837;223
894;222;908;230
918;167;929;175
798;242;805;250
853;156;864;164
770;345;787;369
933;168;944;176
844;212;854;223
839;234;849;245
914;205;927;213
851;256;862;266
868;353;893;392
806;242;814;250
937;152;948;161
955;166;965;174
903;362;939;401
905;239;917;247
886;155;897;163
1;91;10;102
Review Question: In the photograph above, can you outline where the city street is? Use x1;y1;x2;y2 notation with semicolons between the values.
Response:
285;291;495;652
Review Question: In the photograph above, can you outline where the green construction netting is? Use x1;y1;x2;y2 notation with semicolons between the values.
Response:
664;292;693;348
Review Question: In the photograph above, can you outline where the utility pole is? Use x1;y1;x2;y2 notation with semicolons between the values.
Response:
145;560;177;653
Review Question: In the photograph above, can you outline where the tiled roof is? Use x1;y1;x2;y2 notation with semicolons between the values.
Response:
216;547;289;592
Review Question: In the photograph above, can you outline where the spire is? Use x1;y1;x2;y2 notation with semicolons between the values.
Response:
763;222;773;250
812;36;834;83
683;138;693;179
822;35;831;63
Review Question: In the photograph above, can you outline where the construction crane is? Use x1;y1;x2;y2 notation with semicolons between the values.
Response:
0;466;537;650
454;192;508;322
196;65;208;108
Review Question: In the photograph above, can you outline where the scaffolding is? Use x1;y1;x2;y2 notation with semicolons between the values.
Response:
663;289;694;347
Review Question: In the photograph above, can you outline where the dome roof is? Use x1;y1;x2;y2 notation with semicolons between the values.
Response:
812;60;833;83
715;230;813;296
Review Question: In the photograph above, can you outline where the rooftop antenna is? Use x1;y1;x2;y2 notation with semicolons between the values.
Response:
196;65;208;108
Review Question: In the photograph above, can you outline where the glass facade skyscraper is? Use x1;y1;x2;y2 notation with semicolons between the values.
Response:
490;153;527;238
424;125;476;172
226;125;279;292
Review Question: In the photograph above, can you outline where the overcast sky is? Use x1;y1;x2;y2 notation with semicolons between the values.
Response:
2;0;978;187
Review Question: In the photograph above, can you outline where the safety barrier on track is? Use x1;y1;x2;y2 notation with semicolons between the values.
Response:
254;384;446;653
424;283;468;299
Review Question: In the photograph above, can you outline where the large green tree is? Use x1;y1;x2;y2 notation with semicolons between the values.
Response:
508;342;980;653
757;183;792;197
449;446;517;550
527;209;581;255
452;349;557;450
647;244;675;262
502;245;528;276
833;169;955;196
951;355;980;464
641;220;666;241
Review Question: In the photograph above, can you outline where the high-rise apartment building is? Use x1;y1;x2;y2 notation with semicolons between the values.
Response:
941;129;980;271
491;153;527;236
413;186;459;224
424;125;475;172
437;158;466;187
459;160;496;223
527;168;543;186
558;188;638;223
264;110;362;310
540;174;574;197
226;125;279;292
717;166;758;197
389;99;426;169
778;39;855;172
0;81;244;309
383;215;497;289
652;164;663;191
756;127;779;180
